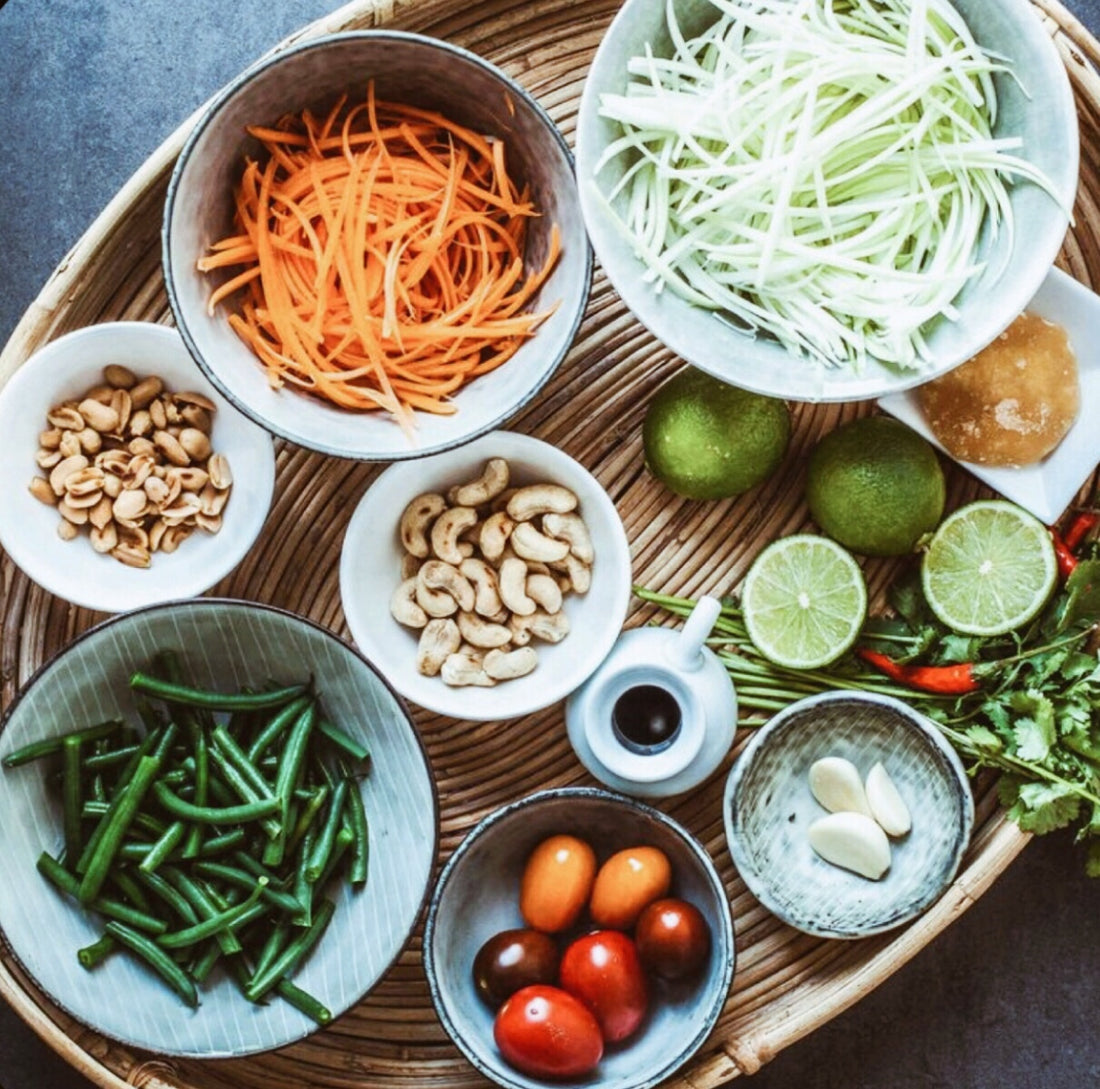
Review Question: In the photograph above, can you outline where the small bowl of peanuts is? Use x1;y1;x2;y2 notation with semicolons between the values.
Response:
0;322;276;612
339;431;632;720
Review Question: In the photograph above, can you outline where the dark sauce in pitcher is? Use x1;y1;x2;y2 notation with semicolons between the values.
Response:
612;684;682;755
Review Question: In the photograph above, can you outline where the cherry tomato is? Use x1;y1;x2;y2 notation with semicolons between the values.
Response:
635;898;712;981
519;834;597;933
559;929;648;1043
493;984;604;1079
472;928;560;1008
589;845;672;930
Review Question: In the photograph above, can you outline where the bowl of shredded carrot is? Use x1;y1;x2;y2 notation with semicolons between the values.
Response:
164;31;591;460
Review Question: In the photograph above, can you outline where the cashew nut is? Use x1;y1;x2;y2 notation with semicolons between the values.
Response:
542;512;595;564
551;552;592;594
499;557;536;617
459;557;505;618
511;521;571;564
512;609;571;643
400;493;447;558
417;619;461;677
479;511;515;562
390;578;429;628
525;572;563;615
484;646;539;681
456;611;513;649
506;484;578;521
431;506;478;565
441;652;496;687
448;458;510;508
418;560;475;613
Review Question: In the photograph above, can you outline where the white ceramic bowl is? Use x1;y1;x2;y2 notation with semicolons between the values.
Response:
339;431;632;720
723;691;974;939
0;322;275;613
575;0;1078;402
164;31;591;461
0;599;438;1056
423;787;735;1089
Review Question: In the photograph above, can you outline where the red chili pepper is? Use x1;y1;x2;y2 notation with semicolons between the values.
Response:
856;648;981;695
1063;511;1099;551
1050;529;1077;579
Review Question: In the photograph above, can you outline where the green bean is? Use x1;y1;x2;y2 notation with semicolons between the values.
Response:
77;933;116;971
212;725;275;797
61;736;84;863
104;921;198;1008
345;780;370;887
3;719;124;768
108;868;152;914
244;898;335;1002
292;825;317;927
188;940;222;985
316;716;370;765
246;695;314;763
81;801;167;839
197;829;248;857
265;703;316;868
78;754;163;905
36;853;168;935
249;920;290;983
284;784;330;859
276;978;332;1025
81;743;142;773
158;879;267;949
203;746;282;840
131;868;201;926
139;821;186;874
305;779;348;885
129;674;309;712
192;861;302;916
151;781;280;825
162;867;242;955
312;826;354;903
181;729;209;859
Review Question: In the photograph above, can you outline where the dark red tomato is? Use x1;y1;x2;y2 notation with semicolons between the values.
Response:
473;929;560;1008
493;985;604;1079
634;898;711;981
559;929;648;1043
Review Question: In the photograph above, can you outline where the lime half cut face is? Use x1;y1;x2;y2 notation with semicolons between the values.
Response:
741;534;868;670
920;500;1058;637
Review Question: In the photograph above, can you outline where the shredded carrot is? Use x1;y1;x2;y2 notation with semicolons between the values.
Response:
197;84;562;434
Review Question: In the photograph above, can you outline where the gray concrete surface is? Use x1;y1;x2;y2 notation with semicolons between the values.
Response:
1;1;1100;1087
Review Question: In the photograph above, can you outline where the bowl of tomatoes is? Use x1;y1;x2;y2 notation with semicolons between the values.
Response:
423;787;734;1089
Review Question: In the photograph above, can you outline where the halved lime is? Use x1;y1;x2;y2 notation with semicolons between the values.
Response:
920;500;1058;636
741;535;868;670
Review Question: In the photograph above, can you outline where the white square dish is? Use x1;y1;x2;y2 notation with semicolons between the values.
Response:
879;266;1100;525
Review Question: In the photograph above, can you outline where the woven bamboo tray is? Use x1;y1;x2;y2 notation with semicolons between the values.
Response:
1;0;1099;1086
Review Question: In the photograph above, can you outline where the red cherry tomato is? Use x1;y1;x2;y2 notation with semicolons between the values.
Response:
634;898;712;981
493;985;604;1079
559;929;649;1043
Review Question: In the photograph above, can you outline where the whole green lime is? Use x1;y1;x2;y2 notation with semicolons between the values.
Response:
807;416;945;556
643;369;791;500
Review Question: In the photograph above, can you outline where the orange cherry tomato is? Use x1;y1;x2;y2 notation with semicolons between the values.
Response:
589;845;672;930
520;834;597;933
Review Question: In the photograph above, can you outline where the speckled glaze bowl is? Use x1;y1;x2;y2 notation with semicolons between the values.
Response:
423;787;735;1089
164;31;591;461
724;691;974;939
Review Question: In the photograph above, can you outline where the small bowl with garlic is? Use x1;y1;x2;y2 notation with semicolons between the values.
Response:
339;430;632;721
0;322;276;613
723;690;974;939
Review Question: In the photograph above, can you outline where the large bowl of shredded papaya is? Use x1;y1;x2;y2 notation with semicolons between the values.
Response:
164;31;591;460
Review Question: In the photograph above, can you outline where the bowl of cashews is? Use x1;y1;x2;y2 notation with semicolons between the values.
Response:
339;430;633;721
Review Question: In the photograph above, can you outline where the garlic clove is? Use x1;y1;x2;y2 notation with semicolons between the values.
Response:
865;762;912;837
808;756;873;817
807;812;891;880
